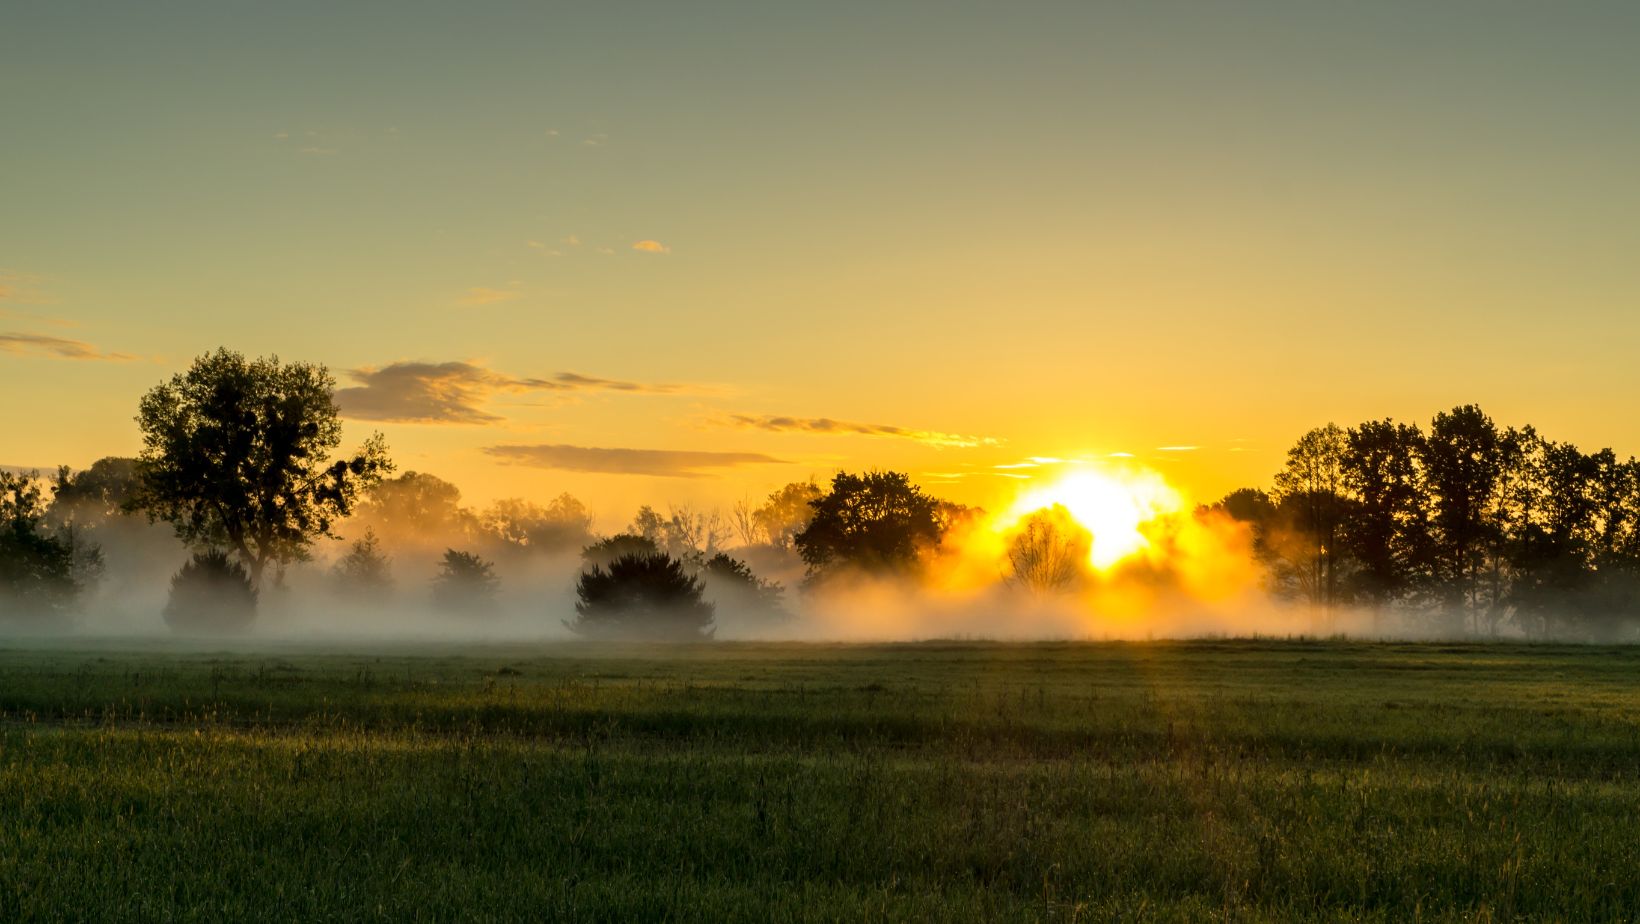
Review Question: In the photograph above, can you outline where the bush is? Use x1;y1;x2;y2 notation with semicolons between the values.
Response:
0;471;84;620
332;529;393;598
699;553;786;620
570;553;715;640
164;550;256;633
432;549;498;613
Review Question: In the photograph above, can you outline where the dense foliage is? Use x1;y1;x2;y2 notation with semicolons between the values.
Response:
796;471;944;581
0;471;85;618
133;349;391;589
1218;403;1640;636
570;552;716;640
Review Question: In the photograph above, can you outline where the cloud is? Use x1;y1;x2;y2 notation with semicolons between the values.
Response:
457;286;518;307
335;361;688;424
485;444;787;478
631;240;670;254
299;146;337;155
724;414;998;449
0;332;134;362
1156;445;1199;452
0;270;52;305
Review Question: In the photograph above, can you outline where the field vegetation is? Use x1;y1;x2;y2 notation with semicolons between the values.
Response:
3;639;1639;921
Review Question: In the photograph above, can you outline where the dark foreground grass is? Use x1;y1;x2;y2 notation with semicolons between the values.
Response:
3;639;1640;921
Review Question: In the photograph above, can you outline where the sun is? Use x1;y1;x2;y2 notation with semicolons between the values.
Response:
1002;467;1184;571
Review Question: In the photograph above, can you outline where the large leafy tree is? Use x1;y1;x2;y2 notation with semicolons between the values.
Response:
1341;419;1432;615
795;471;943;580
134;349;391;589
1419;405;1504;630
1270;424;1354;620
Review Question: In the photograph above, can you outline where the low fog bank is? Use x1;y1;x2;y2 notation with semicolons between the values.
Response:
11;554;1636;647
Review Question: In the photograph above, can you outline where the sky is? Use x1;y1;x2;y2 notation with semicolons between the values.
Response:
4;1;1640;530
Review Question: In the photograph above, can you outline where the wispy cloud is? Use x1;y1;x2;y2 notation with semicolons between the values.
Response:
0;270;53;305
335;361;688;424
457;286;518;307
1156;445;1199;452
299;146;337;155
0;332;134;362
631;240;670;254
724;414;998;449
485;444;786;478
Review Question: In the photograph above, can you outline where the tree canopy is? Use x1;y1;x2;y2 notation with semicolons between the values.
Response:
133;349;391;589
795;471;944;581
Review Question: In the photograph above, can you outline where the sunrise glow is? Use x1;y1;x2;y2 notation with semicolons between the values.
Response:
1001;466;1185;571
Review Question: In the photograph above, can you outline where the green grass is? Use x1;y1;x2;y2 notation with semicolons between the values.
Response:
4;639;1640;921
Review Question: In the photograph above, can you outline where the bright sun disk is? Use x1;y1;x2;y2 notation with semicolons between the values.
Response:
1002;468;1184;570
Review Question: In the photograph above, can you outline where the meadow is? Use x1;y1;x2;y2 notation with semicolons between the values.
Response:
3;638;1640;921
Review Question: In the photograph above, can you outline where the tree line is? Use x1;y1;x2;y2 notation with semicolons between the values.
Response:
1;350;966;639
1214;405;1640;638
10;351;1636;641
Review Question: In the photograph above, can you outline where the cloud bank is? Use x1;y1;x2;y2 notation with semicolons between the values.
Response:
725;414;998;449
484;444;787;477
335;361;685;424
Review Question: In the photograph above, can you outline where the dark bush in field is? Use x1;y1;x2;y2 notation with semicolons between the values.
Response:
1;471;84;620
432;549;499;613
570;552;715;640
331;529;393;598
699;552;785;620
163;549;256;632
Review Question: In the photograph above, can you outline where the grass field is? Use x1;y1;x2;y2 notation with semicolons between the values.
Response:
3;638;1640;921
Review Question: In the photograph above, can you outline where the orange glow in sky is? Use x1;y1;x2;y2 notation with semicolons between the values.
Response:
999;466;1185;570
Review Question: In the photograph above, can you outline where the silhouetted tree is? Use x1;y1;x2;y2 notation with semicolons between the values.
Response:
164;549;256;633
0;471;82;619
581;534;661;570
1420;405;1505;632
1271;424;1353;622
699;552;786;619
332;529;393;598
795;471;943;581
354;471;475;548
481;494;594;554
752;480;823;551
1004;505;1089;593
1341;419;1432;621
627;505;730;564
570;553;715;640
432;549;498;613
133;349;392;590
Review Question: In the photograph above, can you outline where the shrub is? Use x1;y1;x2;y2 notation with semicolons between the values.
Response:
570;553;715;640
332;529;393;598
699;553;786;619
164;549;256;633
432;549;499;613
